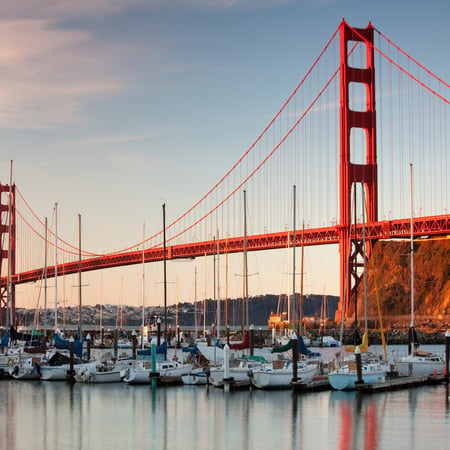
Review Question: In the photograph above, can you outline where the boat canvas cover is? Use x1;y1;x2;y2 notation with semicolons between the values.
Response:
1;332;8;347
272;337;320;357
24;341;47;354
54;334;83;357
227;332;250;350
137;341;168;357
9;326;42;346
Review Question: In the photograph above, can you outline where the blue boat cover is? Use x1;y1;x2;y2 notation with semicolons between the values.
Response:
54;333;83;357
137;341;168;356
1;332;8;347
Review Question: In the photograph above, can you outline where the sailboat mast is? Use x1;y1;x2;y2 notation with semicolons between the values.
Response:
163;203;167;340
409;163;414;330
216;232;220;343
44;217;48;335
292;185;296;332
243;190;249;331
78;213;82;337
194;266;198;338
54;202;58;332
299;221;304;335
362;185;368;332
7;160;13;327
142;222;145;349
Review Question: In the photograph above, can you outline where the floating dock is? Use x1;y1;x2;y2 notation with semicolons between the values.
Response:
292;375;331;392
356;374;446;393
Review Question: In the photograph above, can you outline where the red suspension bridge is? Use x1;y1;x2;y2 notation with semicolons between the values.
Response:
1;20;449;327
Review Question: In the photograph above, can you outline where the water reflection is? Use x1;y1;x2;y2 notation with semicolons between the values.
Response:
329;391;383;450
1;381;449;449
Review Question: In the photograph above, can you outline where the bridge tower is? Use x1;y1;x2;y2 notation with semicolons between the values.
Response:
0;182;16;327
336;20;378;322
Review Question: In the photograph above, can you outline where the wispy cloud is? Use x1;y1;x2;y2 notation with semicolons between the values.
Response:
0;2;148;129
0;0;313;129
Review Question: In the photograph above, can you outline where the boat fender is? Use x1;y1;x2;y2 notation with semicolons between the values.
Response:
35;362;41;377
13;365;19;376
7;358;14;368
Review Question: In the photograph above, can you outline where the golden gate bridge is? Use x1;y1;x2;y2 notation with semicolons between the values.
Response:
1;20;449;327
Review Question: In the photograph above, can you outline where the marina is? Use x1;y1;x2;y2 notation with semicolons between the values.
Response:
0;7;449;450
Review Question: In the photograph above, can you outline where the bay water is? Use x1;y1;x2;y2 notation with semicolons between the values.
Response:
1;344;449;449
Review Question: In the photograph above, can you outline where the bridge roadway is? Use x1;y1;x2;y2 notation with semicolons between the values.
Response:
1;214;449;288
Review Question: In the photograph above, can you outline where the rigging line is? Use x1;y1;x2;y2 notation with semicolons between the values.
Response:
165;66;341;245
347;24;449;104
14;186;99;257
375;27;450;89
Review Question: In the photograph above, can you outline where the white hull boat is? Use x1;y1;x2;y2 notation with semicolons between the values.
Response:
75;358;134;383
122;360;193;385
250;360;317;389
395;352;445;377
40;361;96;381
9;356;44;380
208;358;263;387
181;368;208;385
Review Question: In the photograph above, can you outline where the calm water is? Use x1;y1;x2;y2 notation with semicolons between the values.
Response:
1;378;449;450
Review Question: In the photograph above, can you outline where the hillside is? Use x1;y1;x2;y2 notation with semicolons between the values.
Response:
348;238;450;319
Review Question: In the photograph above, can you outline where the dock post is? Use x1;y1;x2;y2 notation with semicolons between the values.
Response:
86;333;91;361
355;346;364;385
445;330;450;385
151;342;157;389
292;332;298;383
223;344;230;393
157;318;161;347
66;336;75;383
113;329;118;360
132;330;137;360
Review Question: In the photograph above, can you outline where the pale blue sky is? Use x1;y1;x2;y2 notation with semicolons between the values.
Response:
1;0;449;311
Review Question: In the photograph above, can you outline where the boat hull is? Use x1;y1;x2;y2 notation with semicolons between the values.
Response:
181;369;208;385
250;363;317;389
123;361;193;385
395;356;445;377
328;363;388;391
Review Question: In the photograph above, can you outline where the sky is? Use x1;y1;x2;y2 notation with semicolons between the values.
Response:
1;0;449;313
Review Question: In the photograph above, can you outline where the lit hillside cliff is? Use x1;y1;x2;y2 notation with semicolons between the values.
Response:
347;238;450;319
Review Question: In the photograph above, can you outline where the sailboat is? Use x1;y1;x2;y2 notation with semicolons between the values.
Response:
395;164;445;377
122;204;193;384
328;184;388;390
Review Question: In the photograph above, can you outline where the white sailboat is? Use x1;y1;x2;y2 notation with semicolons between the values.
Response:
395;164;445;377
249;358;318;389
